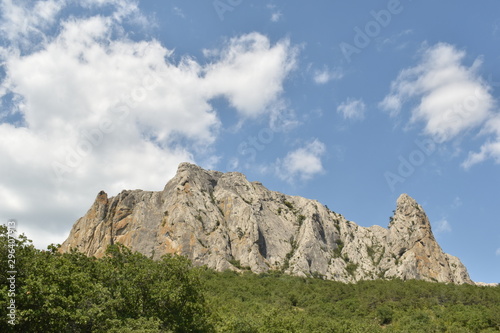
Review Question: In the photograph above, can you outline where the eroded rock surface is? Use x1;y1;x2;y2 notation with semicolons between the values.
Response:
61;162;472;284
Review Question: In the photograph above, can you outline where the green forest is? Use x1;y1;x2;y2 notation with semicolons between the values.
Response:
1;224;499;332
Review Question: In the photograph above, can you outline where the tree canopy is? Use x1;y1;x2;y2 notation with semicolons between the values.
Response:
1;224;499;332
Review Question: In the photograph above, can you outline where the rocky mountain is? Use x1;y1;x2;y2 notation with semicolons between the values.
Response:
60;162;472;284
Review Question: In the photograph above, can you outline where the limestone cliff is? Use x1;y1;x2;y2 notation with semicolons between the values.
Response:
60;162;472;284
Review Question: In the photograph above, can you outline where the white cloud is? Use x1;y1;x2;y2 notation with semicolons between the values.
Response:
276;139;326;182
462;114;500;168
204;32;298;117
379;43;495;143
434;218;452;234
271;11;282;22
0;0;147;48
266;4;282;22
463;140;500;168
496;248;500;256
313;67;343;84
17;223;71;249
0;8;298;248
0;0;64;46
337;98;366;120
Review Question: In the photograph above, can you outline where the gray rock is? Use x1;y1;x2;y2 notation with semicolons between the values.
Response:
475;282;499;287
60;162;472;284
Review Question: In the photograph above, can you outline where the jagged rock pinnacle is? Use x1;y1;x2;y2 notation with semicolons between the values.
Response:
390;193;431;230
95;190;108;205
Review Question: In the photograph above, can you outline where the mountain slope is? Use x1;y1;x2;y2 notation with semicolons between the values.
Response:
60;162;472;284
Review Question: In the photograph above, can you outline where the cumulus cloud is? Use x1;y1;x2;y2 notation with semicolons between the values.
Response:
379;43;495;143
0;5;298;248
313;66;343;84
337;98;366;120
276;139;326;182
0;0;146;48
0;0;64;46
204;32;298;117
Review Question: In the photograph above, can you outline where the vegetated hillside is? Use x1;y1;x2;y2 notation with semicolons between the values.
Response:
1;226;499;333
61;162;471;284
202;270;500;332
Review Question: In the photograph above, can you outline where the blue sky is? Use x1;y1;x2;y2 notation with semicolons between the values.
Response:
0;0;499;283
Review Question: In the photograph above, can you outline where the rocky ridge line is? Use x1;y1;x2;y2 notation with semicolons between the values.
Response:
60;162;472;284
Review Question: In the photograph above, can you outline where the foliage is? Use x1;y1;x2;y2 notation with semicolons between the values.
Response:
333;238;344;258
281;238;298;272
228;259;250;271
345;263;359;276
296;215;306;226
0;226;212;333
2;224;500;332
202;270;500;332
366;245;375;260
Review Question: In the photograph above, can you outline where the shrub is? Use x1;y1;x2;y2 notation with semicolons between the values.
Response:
283;201;294;210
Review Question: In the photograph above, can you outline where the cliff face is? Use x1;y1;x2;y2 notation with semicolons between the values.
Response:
60;162;472;284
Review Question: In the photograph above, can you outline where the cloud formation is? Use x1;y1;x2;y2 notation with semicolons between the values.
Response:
276;139;326;182
0;2;299;248
337;98;366;120
0;0;64;45
380;42;500;168
313;66;343;85
266;4;282;23
380;43;495;143
271;12;282;22
462;114;500;168
204;32;298;117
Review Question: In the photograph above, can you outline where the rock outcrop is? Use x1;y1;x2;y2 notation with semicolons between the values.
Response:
60;162;472;284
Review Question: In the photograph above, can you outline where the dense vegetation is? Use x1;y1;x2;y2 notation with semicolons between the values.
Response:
203;270;500;332
1;224;499;332
0;225;210;332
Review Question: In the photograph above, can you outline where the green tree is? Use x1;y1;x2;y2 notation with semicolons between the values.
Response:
0;226;213;333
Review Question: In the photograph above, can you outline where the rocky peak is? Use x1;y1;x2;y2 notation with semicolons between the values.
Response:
381;194;470;283
166;162;221;192
390;194;430;229
95;190;108;205
388;193;433;254
60;163;473;284
397;193;416;205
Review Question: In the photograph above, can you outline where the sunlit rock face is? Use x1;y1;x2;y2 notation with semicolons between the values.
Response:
61;162;472;284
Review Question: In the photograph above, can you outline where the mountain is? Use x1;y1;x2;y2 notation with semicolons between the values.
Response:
60;162;472;284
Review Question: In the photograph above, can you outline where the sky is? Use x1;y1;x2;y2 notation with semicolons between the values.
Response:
0;0;499;283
